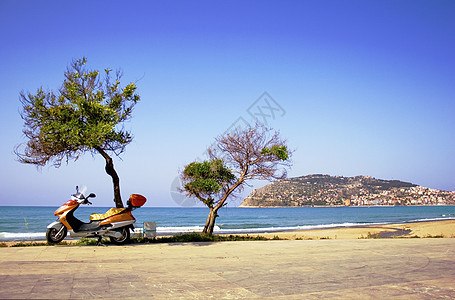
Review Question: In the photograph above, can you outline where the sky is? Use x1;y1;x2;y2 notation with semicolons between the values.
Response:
0;0;454;207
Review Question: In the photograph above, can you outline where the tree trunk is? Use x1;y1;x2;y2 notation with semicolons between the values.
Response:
95;147;123;208
202;208;218;234
202;168;248;235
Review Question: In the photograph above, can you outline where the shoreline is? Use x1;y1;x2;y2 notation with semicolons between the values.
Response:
253;219;455;240
1;219;454;246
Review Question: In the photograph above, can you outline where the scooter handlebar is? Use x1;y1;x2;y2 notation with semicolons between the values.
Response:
72;190;95;205
83;193;95;205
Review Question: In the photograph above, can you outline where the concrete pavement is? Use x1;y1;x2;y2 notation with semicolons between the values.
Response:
0;239;454;299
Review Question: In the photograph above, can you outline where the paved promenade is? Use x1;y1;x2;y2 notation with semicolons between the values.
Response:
1;239;454;299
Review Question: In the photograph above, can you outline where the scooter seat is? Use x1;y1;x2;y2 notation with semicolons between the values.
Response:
89;208;127;221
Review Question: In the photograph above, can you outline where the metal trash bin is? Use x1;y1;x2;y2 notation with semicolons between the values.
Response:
143;222;157;238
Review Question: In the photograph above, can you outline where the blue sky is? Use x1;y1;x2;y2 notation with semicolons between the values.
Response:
0;0;454;207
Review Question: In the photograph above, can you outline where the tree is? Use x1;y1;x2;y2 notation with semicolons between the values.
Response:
15;58;140;208
181;123;291;234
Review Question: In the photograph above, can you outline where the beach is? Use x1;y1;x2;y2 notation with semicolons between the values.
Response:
1;219;454;246
257;219;455;240
0;219;454;299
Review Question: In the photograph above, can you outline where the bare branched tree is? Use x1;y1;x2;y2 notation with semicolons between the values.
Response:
181;123;292;234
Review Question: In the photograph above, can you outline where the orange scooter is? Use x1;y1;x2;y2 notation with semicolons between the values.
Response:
46;186;146;244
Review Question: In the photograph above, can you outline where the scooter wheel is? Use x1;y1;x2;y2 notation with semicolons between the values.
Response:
109;227;130;245
46;226;67;244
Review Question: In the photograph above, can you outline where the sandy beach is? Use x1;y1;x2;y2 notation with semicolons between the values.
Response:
1;219;454;247
257;219;455;240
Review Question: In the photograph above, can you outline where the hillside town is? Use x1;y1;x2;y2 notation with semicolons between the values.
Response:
240;174;455;207
347;185;455;206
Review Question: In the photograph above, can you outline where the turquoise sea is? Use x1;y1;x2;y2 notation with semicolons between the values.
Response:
1;206;454;241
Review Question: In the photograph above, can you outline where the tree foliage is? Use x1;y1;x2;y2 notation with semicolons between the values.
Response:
181;123;291;233
182;159;235;207
261;145;289;161
15;58;140;207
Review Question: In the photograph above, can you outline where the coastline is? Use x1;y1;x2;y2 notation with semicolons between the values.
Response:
2;205;453;242
254;219;455;240
2;219;454;247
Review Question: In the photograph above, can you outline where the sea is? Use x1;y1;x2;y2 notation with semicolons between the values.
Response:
1;206;455;241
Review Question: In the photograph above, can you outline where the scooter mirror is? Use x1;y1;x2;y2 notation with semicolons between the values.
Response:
87;193;96;198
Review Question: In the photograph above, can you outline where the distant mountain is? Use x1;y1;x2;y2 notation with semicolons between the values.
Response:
240;174;455;207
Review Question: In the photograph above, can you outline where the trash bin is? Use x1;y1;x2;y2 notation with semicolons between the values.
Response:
143;222;157;238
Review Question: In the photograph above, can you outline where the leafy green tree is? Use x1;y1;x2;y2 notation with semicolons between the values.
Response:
182;159;235;213
15;58;140;208
181;123;291;234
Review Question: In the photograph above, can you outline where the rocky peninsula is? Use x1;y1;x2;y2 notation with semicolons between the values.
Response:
240;174;455;207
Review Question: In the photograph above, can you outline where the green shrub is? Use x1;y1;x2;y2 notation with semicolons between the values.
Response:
74;238;108;245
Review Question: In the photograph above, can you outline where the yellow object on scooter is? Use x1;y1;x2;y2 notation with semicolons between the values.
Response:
89;208;127;221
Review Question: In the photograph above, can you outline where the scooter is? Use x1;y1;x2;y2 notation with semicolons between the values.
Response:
46;186;146;245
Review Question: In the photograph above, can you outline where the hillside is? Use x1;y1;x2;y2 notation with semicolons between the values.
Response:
240;174;455;207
